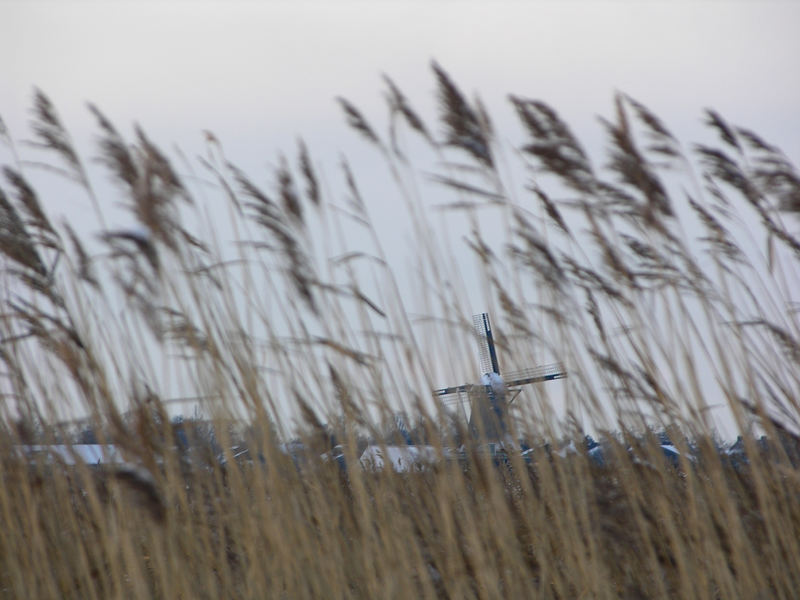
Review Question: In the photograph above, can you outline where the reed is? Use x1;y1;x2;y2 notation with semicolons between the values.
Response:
0;64;799;598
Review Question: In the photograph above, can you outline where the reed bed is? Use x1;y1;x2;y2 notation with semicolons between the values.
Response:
1;64;799;598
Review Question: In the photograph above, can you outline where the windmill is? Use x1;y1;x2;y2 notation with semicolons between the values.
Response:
434;313;565;443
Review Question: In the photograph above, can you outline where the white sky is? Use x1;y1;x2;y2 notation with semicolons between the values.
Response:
3;1;799;155
3;1;798;241
2;1;799;434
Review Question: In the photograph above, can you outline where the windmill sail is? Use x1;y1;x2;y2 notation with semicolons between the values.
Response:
504;364;566;387
473;313;500;375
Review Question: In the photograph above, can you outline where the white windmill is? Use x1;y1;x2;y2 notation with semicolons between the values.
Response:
434;313;566;444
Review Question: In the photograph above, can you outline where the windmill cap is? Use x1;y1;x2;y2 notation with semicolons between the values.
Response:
481;372;506;397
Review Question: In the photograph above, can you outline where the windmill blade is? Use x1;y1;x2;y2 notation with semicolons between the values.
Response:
504;363;567;387
473;313;500;375
434;383;472;397
436;387;475;409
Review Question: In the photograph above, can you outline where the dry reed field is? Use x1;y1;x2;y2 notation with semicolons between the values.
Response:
1;65;800;598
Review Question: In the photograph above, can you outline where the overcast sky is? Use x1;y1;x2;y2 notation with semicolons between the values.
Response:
3;1;798;156
4;0;798;287
2;1;799;432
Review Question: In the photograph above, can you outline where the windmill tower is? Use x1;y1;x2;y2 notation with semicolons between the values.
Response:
434;313;565;444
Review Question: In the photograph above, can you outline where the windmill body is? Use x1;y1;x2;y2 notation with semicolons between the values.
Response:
435;313;565;446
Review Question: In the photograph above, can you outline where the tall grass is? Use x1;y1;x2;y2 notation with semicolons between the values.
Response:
1;65;799;598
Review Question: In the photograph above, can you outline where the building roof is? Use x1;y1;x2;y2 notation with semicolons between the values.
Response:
17;445;125;466
359;445;442;472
